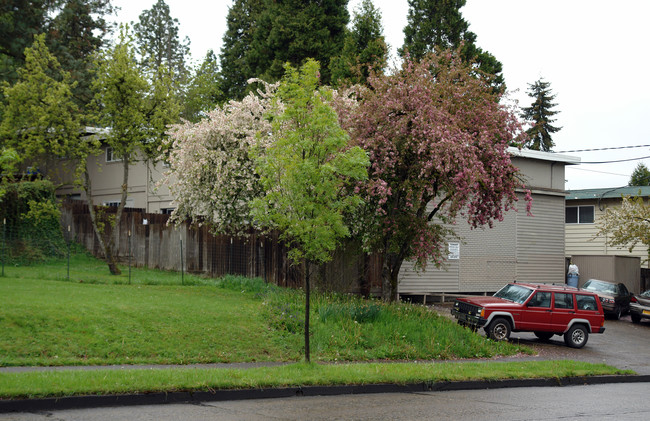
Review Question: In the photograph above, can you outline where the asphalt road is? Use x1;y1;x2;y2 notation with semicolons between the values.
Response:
3;383;648;420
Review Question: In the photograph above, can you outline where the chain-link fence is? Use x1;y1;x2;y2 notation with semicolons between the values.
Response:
59;201;383;294
0;180;67;267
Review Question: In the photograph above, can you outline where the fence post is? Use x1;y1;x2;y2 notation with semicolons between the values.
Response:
229;237;233;274
128;230;132;285
180;236;184;285
67;225;71;281
2;218;5;277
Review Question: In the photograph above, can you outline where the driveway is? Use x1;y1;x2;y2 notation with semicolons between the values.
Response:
431;304;650;375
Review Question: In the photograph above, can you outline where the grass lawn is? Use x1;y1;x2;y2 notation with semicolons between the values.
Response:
0;254;630;399
0;361;632;399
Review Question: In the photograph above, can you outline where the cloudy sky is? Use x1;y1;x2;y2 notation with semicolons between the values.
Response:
111;0;650;191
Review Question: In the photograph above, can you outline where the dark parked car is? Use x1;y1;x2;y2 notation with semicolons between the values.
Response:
630;289;650;323
581;279;631;320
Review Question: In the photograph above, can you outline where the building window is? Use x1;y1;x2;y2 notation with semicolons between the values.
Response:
161;208;175;215
103;201;121;207
566;206;594;224
106;147;122;163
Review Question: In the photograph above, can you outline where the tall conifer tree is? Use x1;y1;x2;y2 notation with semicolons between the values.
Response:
219;0;349;101
521;78;561;152
133;0;190;84
330;0;388;86
400;0;504;91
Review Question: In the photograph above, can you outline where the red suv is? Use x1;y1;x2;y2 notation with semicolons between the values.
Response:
451;282;606;348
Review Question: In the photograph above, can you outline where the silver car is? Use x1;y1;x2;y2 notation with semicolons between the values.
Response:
630;289;650;323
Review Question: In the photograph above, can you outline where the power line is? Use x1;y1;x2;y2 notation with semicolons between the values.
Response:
579;155;650;164
557;144;650;153
567;167;629;177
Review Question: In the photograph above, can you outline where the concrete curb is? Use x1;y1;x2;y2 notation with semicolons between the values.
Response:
2;375;650;413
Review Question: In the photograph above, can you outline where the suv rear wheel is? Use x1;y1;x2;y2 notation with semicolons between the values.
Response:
564;324;589;348
486;317;511;341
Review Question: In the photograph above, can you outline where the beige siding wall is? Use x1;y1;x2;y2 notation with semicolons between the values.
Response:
512;156;566;191
565;198;650;268
56;145;174;212
398;191;565;294
516;194;566;283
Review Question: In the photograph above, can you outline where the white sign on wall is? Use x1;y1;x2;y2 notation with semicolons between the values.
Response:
448;242;460;260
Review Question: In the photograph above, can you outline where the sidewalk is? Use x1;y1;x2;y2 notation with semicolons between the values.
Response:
2;369;650;413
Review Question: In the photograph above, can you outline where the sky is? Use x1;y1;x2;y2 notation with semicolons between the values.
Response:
110;0;650;191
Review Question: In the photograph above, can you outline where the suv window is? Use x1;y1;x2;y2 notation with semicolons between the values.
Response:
576;294;598;311
554;293;574;309
527;291;551;308
494;284;533;304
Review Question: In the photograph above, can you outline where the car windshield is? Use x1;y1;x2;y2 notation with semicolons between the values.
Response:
494;284;533;304
583;280;616;294
640;290;650;298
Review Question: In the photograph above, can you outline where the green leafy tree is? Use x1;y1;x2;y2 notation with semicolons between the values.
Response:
219;0;348;101
330;0;388;86
0;34;82;173
629;163;650;186
399;0;504;92
251;59;369;361
89;26;180;275
182;50;222;122
520;78;561;152
598;195;650;264
132;0;190;86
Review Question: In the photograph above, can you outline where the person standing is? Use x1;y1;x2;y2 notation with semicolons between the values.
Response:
567;261;579;287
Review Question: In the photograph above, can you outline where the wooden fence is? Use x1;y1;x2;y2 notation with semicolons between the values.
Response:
60;201;382;294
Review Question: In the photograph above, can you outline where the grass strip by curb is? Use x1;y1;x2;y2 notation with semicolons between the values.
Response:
0;360;632;400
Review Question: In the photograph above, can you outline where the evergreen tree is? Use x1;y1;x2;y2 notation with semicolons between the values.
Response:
132;0;190;84
629;163;650;186
521;78;561;152
0;0;114;115
218;0;264;101
47;0;115;110
219;0;349;101
399;0;504;91
0;0;51;86
183;50;222;122
330;0;388;86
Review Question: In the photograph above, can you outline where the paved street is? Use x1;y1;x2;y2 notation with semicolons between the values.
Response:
2;383;648;420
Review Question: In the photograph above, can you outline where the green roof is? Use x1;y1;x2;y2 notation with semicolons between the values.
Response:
566;186;650;200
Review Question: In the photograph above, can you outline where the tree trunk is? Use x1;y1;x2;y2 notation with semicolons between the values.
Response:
380;253;403;302
304;260;311;363
82;167;121;275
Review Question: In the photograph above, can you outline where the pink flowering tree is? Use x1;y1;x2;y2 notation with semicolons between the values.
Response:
163;80;277;236
344;51;531;301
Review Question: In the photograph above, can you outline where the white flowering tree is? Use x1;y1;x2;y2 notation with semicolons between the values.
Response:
598;195;650;263
163;80;278;236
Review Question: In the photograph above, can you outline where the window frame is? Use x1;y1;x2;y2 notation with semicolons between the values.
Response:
106;147;122;163
566;205;595;224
